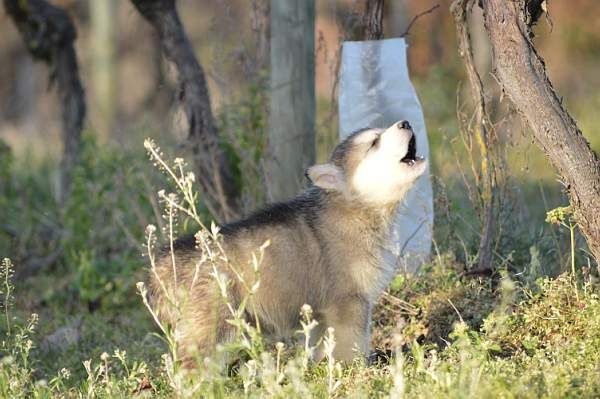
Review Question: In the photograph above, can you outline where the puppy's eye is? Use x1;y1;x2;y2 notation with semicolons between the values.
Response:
369;135;380;150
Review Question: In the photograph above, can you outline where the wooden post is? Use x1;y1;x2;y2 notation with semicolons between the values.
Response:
268;0;315;201
90;0;118;140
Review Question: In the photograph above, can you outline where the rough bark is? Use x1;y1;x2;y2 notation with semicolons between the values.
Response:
481;0;600;263
451;0;497;271
4;0;86;204
362;0;385;40
130;0;239;221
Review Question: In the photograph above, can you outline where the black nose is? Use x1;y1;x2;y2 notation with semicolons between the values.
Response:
398;120;411;130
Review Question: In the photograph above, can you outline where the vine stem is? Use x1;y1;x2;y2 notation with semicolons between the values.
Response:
570;223;579;302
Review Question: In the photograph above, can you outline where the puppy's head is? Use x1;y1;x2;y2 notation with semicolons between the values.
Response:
306;121;426;206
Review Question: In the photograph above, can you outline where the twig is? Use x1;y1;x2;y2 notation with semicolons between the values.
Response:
398;220;426;259
451;0;497;271
400;4;440;37
381;292;419;315
447;298;465;323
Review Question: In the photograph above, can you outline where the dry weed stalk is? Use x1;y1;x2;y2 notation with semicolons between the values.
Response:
138;140;342;396
452;0;501;272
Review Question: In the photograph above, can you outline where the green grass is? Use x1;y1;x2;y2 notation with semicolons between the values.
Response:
0;66;599;397
0;255;599;397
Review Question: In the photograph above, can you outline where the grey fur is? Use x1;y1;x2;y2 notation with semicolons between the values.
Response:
148;122;425;365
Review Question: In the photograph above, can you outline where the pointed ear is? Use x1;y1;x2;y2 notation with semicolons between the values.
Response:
305;163;345;191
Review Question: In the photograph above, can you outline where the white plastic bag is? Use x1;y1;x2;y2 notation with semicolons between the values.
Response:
339;37;433;272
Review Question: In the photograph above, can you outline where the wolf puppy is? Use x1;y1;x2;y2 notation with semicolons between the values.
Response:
149;121;427;364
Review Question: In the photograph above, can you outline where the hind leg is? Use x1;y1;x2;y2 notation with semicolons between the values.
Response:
175;284;237;368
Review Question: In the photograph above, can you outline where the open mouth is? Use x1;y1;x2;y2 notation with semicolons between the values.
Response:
400;134;424;165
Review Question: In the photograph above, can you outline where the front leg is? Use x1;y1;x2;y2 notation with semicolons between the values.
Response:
320;295;371;362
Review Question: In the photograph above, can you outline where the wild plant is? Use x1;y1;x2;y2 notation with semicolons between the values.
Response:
138;140;341;397
0;258;42;398
0;258;152;398
546;205;580;299
81;349;150;398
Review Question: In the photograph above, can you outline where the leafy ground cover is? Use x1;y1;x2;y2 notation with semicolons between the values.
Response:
0;255;598;398
1;75;599;398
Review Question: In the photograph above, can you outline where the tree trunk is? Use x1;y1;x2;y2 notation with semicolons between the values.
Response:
130;0;239;221
481;0;600;263
267;0;315;201
362;0;385;40
4;0;86;204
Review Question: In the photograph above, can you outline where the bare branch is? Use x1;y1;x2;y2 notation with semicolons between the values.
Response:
401;4;440;37
451;0;498;271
